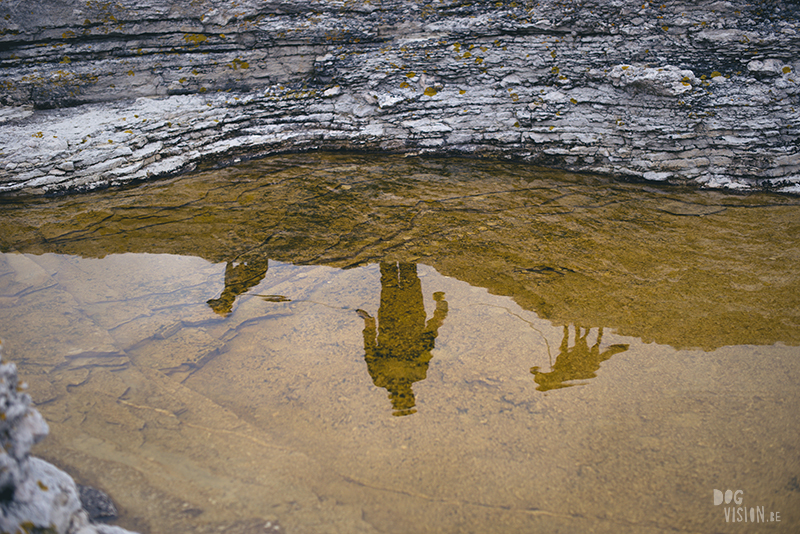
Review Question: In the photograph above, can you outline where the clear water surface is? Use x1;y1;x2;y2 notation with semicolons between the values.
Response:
0;153;798;533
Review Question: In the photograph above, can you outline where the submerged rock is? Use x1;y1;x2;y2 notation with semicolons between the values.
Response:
0;0;798;194
0;343;137;534
77;486;117;522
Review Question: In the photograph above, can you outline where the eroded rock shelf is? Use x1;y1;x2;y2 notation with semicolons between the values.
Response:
1;0;799;194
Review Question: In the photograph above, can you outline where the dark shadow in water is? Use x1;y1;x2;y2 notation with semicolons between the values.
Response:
357;262;448;416
530;326;629;392
207;258;270;316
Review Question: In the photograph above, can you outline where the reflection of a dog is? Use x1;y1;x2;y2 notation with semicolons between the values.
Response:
530;326;628;391
357;262;448;416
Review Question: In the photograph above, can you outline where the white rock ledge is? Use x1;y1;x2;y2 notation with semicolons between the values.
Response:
0;0;798;195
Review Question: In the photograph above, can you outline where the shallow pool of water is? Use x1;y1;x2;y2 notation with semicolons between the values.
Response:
1;153;799;533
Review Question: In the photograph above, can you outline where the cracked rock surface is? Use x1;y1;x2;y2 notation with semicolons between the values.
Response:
0;0;799;194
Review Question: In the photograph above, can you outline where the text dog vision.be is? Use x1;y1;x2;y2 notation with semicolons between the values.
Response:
713;489;781;523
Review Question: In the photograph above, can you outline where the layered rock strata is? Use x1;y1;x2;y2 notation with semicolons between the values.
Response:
0;0;799;194
0;344;136;534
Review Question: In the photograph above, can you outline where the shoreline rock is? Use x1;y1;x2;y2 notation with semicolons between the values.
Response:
0;0;799;195
0;343;137;534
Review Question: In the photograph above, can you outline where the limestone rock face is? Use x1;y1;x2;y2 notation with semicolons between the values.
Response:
0;356;49;507
0;344;137;534
0;0;798;194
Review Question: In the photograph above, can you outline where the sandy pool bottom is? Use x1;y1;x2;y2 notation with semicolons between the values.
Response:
0;252;798;533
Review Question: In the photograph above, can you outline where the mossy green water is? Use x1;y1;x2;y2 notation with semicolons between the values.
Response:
2;152;799;350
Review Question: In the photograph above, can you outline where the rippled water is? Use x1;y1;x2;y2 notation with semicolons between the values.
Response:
1;153;799;533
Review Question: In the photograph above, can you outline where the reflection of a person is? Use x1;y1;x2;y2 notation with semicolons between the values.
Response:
207;258;270;316
530;326;628;391
357;262;448;416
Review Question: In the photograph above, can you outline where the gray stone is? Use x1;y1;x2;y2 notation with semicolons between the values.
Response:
77;485;117;521
0;0;798;194
0;343;138;534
